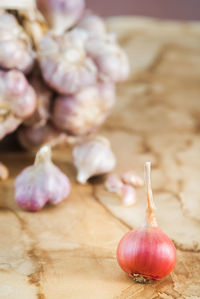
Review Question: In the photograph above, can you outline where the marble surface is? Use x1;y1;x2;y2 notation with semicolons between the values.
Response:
0;17;200;298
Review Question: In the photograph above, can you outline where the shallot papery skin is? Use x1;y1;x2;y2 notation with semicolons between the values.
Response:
38;32;97;94
15;145;71;211
17;123;61;150
0;70;37;140
52;82;116;136
77;12;106;36
0;12;35;74
117;227;176;280
24;73;52;128
73;136;116;184
37;0;85;34
86;35;130;82
0;162;9;181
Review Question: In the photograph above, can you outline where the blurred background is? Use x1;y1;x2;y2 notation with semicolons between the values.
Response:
86;0;200;20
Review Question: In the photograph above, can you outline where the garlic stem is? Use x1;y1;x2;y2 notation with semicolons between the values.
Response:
34;145;51;166
144;162;157;227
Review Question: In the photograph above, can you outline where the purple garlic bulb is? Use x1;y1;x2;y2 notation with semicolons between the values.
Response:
36;0;85;34
0;12;35;74
77;12;106;37
86;34;130;82
15;145;71;211
38;31;97;94
0;70;37;140
52;82;116;136
17;123;61;150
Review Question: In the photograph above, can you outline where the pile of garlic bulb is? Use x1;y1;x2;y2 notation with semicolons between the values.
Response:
0;0;129;150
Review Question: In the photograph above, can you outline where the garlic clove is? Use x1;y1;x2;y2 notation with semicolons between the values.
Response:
121;170;144;187
0;162;9;181
15;145;71;211
73;136;116;184
121;184;137;206
105;174;123;194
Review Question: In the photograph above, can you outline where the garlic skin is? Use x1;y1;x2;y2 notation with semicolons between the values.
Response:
0;70;37;140
17;123;61;150
77;12;106;37
0;162;9;181
86;34;130;82
52;82;116;136
38;32;97;94
36;0;85;34
15;145;71;211
0;12;35;74
73;136;116;184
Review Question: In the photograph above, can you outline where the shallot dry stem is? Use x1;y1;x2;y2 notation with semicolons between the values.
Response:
144;162;157;227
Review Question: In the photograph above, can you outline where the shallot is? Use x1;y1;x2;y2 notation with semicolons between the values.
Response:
117;162;176;283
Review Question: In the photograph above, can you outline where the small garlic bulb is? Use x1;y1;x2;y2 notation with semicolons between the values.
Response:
38;31;97;94
0;12;35;74
0;70;37;140
15;145;70;211
73;136;116;184
52;82;116;136
77;12;106;37
86;34;130;82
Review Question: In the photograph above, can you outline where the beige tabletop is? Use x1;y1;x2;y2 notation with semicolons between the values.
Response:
0;17;200;299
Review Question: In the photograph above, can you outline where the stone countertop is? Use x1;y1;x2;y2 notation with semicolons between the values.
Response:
0;17;200;298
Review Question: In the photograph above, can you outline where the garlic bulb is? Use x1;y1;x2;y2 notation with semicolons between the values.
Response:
52;82;116;136
77;12;106;37
24;73;52;128
73;136;116;184
17;123;61;150
86;34;130;82
0;162;9;181
36;0;85;34
0;70;36;140
15;145;71;211
38;31;97;94
0;12;35;74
